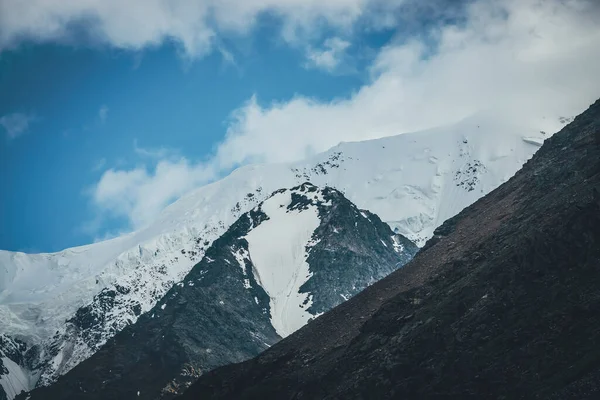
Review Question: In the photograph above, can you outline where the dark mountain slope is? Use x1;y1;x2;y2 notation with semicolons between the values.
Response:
21;184;417;400
180;101;600;400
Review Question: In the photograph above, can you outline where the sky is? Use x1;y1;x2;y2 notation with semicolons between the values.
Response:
1;0;600;253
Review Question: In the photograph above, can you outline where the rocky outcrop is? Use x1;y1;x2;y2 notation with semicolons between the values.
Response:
21;184;417;400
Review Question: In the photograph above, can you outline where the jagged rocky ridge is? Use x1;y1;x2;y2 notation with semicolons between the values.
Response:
19;184;417;400
177;101;600;399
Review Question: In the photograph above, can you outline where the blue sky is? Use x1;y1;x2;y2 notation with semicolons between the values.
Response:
1;0;600;253
0;14;386;252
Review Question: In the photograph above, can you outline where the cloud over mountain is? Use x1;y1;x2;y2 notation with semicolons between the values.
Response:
84;0;600;231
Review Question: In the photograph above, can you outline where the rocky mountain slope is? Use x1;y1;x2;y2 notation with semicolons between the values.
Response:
19;184;417;400
177;100;600;400
0;112;559;397
0;336;30;400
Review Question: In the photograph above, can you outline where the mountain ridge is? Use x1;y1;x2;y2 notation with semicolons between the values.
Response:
20;183;418;400
178;99;600;399
1;112;559;397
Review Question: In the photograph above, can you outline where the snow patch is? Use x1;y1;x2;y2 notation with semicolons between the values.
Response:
522;136;544;146
245;190;321;337
0;357;30;400
233;248;250;275
391;236;405;253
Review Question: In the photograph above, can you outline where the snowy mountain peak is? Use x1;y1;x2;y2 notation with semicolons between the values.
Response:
1;115;552;398
22;185;418;399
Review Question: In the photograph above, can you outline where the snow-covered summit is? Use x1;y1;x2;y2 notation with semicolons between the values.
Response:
0;112;557;397
22;183;418;399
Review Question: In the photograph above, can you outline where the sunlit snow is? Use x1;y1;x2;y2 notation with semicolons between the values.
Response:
245;190;320;337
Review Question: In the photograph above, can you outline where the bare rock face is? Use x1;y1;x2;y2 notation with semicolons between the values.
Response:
178;100;600;400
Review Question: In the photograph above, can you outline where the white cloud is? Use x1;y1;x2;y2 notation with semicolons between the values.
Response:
0;0;405;58
305;37;351;72
218;46;236;66
98;105;109;123
91;159;216;228
213;0;600;169
0;113;35;139
92;158;107;172
92;228;130;243
87;0;600;231
133;139;180;160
